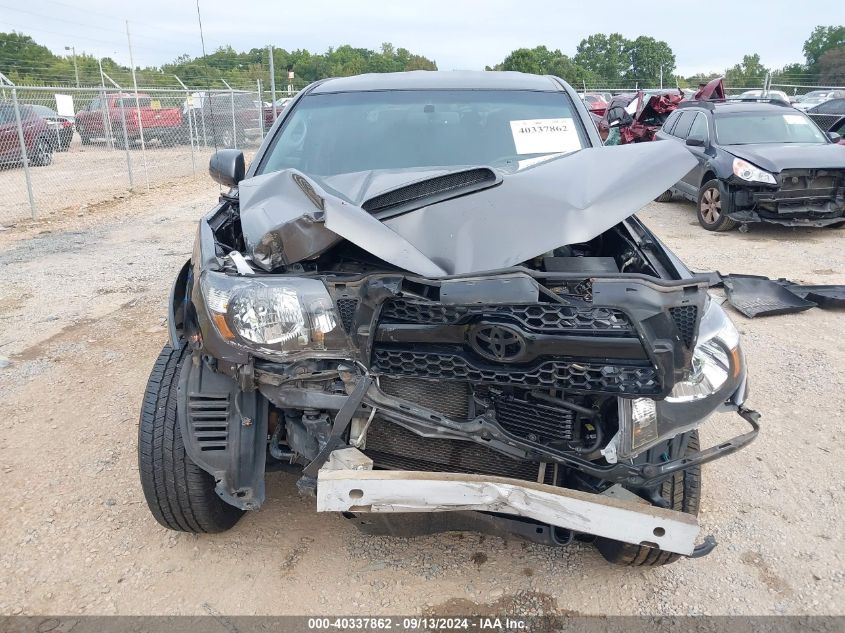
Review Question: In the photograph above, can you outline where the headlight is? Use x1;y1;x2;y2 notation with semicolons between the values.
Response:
665;299;741;403
200;271;348;358
732;158;777;184
615;299;745;460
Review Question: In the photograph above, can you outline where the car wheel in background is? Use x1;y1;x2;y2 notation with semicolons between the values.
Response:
697;180;738;231
79;129;92;145
655;190;673;203
138;343;244;533
217;127;234;148
31;138;53;166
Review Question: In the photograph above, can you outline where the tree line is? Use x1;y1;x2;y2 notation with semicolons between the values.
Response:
0;25;842;92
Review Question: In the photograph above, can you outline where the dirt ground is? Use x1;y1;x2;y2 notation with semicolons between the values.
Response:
0;135;255;224
0;180;843;617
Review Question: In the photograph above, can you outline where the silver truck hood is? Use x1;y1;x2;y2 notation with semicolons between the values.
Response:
238;141;696;277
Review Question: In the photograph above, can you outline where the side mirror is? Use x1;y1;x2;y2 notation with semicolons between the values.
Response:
827;131;841;143
686;134;706;147
209;149;245;188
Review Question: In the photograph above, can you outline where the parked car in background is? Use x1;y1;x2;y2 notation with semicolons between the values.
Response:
192;92;263;148
794;90;844;112
262;97;292;130
655;99;845;230
600;89;684;144
806;97;845;131
0;102;53;167
582;93;608;116
75;93;183;146
731;89;790;103
31;104;74;151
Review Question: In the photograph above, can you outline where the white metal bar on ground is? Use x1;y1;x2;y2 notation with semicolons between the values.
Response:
318;468;699;556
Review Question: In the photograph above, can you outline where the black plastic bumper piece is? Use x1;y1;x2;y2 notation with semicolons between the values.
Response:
639;406;760;485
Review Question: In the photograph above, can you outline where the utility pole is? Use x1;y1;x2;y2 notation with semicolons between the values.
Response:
660;65;663;90
65;45;80;87
268;45;277;121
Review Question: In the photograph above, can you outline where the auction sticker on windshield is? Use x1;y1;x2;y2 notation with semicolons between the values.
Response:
510;118;580;154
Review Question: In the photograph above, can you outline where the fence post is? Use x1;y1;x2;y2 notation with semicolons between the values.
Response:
126;20;149;189
221;79;237;150
9;84;37;218
102;69;134;189
257;79;264;140
174;75;196;176
98;60;114;150
269;45;277;122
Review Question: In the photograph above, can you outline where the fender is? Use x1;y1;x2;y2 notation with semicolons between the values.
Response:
167;259;191;349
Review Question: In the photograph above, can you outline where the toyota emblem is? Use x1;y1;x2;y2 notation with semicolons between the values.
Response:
469;324;526;362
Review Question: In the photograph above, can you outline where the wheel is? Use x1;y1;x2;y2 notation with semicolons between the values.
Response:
30;138;52;166
219;127;235;148
697;179;738;231
655;189;673;203
595;432;701;567
138;343;244;533
78;128;92;145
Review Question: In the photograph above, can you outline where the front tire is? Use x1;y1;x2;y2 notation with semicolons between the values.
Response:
30;138;52;166
138;343;244;533
595;432;701;567
697;179;738;231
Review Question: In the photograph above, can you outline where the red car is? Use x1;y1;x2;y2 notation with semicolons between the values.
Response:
582;93;608;116
0;102;53;167
75;93;183;146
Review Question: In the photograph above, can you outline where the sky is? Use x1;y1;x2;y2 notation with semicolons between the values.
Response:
3;0;841;78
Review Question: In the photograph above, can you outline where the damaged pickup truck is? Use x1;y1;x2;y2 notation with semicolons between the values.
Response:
139;71;759;566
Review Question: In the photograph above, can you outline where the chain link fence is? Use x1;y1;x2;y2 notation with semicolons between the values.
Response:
0;77;283;224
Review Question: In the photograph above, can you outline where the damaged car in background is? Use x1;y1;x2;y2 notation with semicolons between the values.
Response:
599;89;685;144
654;97;845;231
138;71;759;566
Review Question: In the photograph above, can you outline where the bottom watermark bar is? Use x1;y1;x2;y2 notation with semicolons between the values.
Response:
0;616;843;633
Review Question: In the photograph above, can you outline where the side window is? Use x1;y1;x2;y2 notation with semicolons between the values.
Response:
662;111;681;135
688;113;709;141
817;99;845;114
88;98;100;111
673;111;695;139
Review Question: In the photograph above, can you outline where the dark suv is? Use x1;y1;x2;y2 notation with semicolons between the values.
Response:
654;99;845;231
139;71;759;566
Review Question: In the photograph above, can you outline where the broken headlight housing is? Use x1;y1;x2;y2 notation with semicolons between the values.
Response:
199;271;349;359
615;299;745;460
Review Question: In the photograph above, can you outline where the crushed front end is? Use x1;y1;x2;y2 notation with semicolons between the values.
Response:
172;175;759;557
727;167;845;227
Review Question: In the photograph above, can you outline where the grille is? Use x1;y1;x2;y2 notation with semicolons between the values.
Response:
493;396;575;444
364;417;543;482
336;298;359;334
362;168;496;213
380;299;631;334
379;376;470;419
373;349;659;395
187;394;230;452
669;305;698;348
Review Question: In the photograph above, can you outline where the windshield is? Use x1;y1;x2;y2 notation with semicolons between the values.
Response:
259;90;587;177
715;112;827;145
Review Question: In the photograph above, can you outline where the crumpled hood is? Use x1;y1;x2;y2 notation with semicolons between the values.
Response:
726;143;845;173
238;141;696;277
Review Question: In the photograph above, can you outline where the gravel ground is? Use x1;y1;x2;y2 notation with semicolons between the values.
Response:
0;182;843;616
0;136;256;224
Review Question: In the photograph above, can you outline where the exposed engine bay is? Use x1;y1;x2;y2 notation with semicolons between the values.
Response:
181;155;756;521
